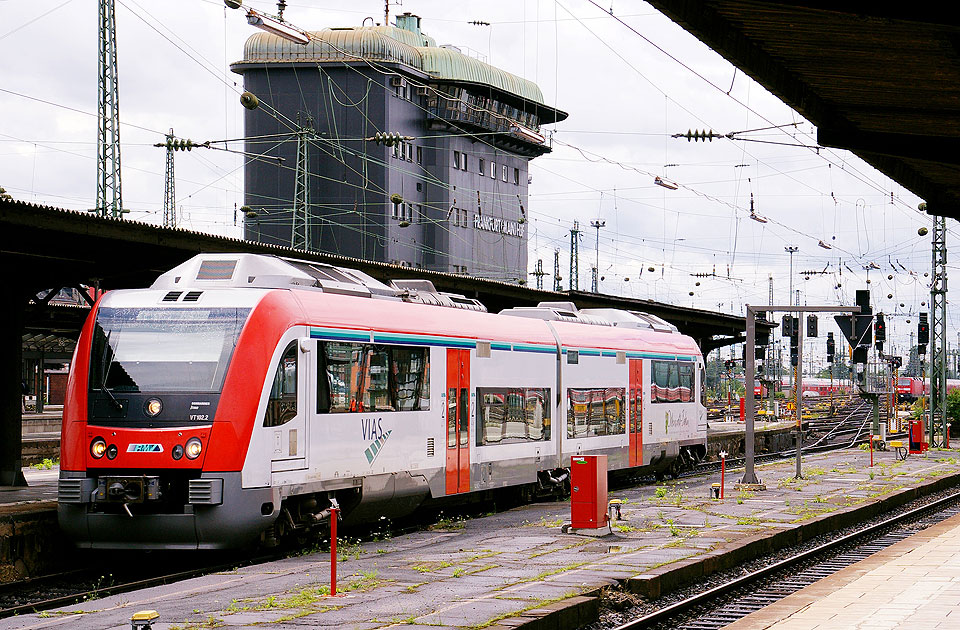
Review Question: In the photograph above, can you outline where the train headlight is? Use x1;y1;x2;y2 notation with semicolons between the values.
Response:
185;438;203;460
144;398;163;417
106;444;119;460
172;444;184;460
91;438;107;459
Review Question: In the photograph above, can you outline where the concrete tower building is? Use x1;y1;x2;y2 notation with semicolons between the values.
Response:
230;13;566;283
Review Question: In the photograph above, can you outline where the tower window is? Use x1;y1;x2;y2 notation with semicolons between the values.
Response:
514;168;520;185
479;158;485;174
454;151;461;168
490;162;496;179
416;146;422;164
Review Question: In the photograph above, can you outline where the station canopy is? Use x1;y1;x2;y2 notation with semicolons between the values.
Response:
647;2;960;219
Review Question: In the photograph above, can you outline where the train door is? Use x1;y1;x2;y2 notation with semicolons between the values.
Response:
445;348;471;494
629;359;643;466
268;340;307;472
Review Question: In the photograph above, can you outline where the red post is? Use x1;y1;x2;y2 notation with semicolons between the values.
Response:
720;457;725;499
330;507;339;596
869;435;874;468
739;397;745;422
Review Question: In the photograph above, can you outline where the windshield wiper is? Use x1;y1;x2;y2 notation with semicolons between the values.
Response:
99;330;123;411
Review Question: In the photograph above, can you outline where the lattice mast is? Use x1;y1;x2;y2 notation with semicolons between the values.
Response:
162;129;176;228
553;249;562;292
532;259;546;290
292;113;314;251
929;214;948;446
96;0;124;218
569;220;581;291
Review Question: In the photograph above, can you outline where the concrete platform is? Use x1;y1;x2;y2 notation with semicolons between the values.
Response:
4;446;960;630
0;467;59;582
725;509;960;629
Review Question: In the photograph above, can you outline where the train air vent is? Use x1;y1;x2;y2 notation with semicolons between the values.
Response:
58;479;84;503
426;437;435;457
162;291;183;302
188;479;223;505
196;259;237;280
183;291;203;302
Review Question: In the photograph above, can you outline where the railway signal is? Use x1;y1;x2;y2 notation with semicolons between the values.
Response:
834;289;872;364
826;332;835;363
790;316;799;366
918;312;929;349
874;312;886;351
806;314;818;337
781;314;793;337
742;302;861;487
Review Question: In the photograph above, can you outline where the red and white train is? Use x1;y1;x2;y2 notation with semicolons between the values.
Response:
58;254;707;549
753;377;849;398
895;377;960;401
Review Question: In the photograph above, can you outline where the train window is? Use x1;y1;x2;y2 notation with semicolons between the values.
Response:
566;388;625;438
264;342;297;427
652;360;694;404
678;363;694;402
394;347;430;411
448;388;458;447
318;342;429;413
89;306;250;394
699;365;706;407
459;387;469;446
629;386;641;433
476;387;551;445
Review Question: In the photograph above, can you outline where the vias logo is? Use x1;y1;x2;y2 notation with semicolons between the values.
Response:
362;417;391;465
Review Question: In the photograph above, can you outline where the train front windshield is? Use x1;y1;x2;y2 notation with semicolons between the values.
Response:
89;307;250;393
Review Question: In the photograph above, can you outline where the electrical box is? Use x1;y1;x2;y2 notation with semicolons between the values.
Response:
570;455;608;529
909;419;928;455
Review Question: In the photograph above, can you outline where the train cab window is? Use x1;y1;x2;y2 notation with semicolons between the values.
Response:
318;342;429;413
264;342;297;427
566;388;625;438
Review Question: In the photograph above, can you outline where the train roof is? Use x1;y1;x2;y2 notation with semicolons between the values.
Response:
147;254;702;358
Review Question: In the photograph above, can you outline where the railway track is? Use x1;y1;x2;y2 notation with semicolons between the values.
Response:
694;399;878;477
611;490;960;630
0;401;900;619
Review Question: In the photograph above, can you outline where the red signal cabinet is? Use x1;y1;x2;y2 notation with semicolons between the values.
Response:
909;419;928;455
570;455;608;529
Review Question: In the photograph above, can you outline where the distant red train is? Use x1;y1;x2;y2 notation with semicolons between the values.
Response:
753;378;849;398
895;377;960;401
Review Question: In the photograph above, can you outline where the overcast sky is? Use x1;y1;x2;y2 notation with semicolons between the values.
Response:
1;0;950;362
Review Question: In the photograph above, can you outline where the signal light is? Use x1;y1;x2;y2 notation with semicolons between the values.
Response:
918;312;929;345
782;315;793;337
827;332;835;363
874;313;886;344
